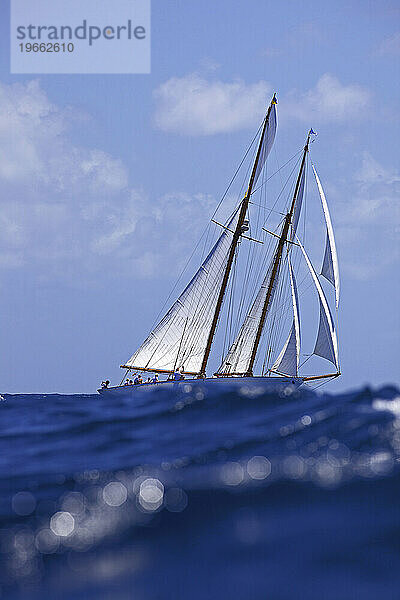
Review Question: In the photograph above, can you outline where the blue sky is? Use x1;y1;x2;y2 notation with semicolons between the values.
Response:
0;0;399;393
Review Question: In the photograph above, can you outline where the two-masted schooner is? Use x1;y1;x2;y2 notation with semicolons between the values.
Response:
98;94;340;396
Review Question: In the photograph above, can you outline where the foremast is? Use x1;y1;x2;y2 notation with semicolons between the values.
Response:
243;131;312;376
198;94;277;378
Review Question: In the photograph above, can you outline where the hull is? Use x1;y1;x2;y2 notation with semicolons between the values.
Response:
98;376;304;399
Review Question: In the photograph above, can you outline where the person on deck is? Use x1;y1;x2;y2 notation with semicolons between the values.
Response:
134;375;143;385
152;374;159;383
101;380;110;388
174;368;184;381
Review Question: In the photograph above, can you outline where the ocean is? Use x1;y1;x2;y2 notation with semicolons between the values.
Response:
1;382;399;599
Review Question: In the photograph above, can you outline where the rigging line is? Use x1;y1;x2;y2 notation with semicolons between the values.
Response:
261;155;303;230
147;220;214;333
249;200;285;216
232;154;301;344
180;250;233;363
250;163;273;294
250;148;304;197
173;315;190;372
264;255;289;373
303;156;308;255
235;208;282;332
143;121;265;336
223;251;238;358
264;249;317;375
241;162;268;335
299;354;313;369
261;252;285;376
239;217;282;334
211;119;264;221
308;377;336;391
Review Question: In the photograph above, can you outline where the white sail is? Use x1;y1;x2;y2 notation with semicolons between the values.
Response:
271;261;300;376
123;214;238;374
297;236;339;369
253;102;277;187
217;252;280;374
312;164;340;308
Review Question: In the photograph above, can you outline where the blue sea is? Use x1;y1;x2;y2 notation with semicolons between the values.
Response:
1;383;399;599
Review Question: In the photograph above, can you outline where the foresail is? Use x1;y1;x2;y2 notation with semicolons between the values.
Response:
217;253;280;374
297;237;339;369
312;164;340;308
253;102;277;187
271;261;300;376
123;213;238;374
314;298;337;366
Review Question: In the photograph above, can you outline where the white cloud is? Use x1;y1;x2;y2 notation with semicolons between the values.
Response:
0;79;216;281
0;79;128;192
90;190;216;277
334;153;400;280
282;74;371;123
153;73;271;135
153;72;372;135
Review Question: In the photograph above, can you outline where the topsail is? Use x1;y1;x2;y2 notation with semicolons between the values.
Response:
253;101;277;187
312;164;340;308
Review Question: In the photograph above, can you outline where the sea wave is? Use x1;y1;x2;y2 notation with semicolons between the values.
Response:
1;384;399;599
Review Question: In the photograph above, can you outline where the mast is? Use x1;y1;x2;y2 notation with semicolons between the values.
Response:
198;94;277;378
243;131;311;377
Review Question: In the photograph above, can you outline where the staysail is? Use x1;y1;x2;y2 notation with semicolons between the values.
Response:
271;260;300;376
217;252;280;374
297;236;339;369
122;213;238;374
312;164;340;308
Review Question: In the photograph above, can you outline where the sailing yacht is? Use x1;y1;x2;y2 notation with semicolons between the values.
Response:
98;94;340;397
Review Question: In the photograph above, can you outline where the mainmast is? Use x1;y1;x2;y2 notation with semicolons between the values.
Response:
198;94;277;378
243;131;312;377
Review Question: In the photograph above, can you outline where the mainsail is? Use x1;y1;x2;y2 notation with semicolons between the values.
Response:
271;260;300;376
122;213;238;374
312;164;340;308
297;236;339;369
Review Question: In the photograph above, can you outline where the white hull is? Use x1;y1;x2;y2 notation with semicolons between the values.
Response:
98;376;304;399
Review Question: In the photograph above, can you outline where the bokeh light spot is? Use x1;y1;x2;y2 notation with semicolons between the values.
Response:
12;492;36;516
247;456;271;480
50;511;75;537
103;482;128;507
138;478;164;512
